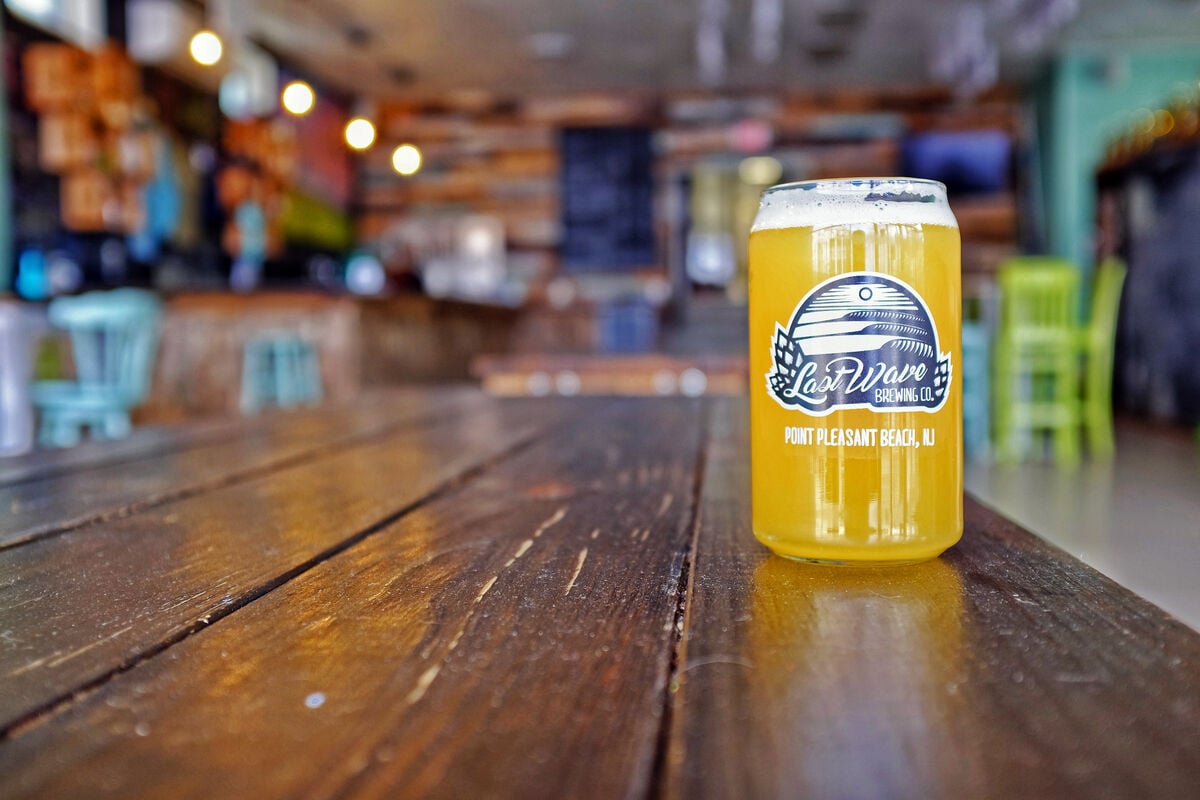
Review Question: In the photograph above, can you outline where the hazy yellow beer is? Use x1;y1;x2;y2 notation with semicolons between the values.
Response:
749;179;962;563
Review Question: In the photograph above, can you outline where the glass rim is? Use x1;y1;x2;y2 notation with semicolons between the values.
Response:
761;177;948;196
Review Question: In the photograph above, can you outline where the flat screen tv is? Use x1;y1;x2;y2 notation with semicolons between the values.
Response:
902;130;1011;196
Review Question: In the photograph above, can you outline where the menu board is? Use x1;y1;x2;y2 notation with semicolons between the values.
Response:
560;126;655;271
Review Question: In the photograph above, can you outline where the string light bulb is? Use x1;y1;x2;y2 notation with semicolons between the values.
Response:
345;118;377;151
189;30;223;67
392;144;422;175
281;80;316;116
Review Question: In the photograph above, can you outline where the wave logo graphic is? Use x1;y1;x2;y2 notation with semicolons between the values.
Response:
766;272;952;415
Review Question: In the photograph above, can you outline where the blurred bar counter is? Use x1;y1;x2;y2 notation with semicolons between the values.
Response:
139;291;749;421
142;292;519;422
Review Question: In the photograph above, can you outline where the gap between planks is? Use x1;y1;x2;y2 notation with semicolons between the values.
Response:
645;400;712;800
0;421;556;743
0;399;481;555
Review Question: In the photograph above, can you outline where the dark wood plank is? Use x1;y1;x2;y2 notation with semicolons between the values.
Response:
0;389;422;488
0;394;572;732
0;398;704;800
0;418;242;487
665;397;1200;799
0;389;491;551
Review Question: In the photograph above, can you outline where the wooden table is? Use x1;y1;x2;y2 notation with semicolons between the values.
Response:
1;390;1198;798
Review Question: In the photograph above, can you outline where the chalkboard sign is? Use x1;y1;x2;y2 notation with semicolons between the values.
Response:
560;127;656;271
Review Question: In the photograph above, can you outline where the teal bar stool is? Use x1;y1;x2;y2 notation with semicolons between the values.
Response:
961;320;990;460
240;332;323;415
992;257;1082;465
33;289;162;448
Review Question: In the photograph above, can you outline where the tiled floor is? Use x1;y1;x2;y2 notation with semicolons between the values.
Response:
965;421;1200;631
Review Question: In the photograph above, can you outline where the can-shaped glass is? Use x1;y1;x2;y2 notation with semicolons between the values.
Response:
748;178;963;563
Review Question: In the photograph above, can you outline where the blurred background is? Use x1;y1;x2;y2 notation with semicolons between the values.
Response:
0;1;1199;618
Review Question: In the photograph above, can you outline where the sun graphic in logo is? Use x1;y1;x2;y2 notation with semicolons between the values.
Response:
766;272;952;415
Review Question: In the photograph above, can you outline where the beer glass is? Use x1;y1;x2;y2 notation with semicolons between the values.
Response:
748;178;962;563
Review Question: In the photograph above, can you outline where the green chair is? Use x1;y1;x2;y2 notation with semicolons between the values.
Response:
240;333;323;415
33;289;162;448
992;257;1081;465
1081;257;1127;458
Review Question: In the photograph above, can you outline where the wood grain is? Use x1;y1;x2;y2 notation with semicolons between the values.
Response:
0;389;489;550
0;395;568;732
0;398;705;799
0;417;241;488
665;397;1200;799
0;389;432;488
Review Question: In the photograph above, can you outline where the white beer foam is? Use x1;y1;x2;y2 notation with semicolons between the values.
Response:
752;178;958;231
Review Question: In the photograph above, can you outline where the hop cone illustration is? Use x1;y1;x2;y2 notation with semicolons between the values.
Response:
768;325;800;397
932;354;952;403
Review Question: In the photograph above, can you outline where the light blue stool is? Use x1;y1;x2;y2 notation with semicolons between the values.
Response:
0;302;36;456
240;333;323;414
961;320;990;460
33;289;161;448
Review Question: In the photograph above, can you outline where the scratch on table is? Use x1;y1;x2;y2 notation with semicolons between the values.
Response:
681;655;755;673
590;529;600;540
504;539;535;568
640;528;651;542
405;664;442;705
161;590;208;613
564;548;589;596
629;528;641;540
409;566;508;702
302;615;337;632
1055;672;1105;684
8;655;48;677
1;593;47;611
408;505;568;704
532;506;568;539
657;493;674;517
48;625;134;667
475;575;499;604
13;625;136;674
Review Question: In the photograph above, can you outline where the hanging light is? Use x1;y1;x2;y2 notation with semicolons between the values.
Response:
189;30;223;66
281;80;316;116
345;117;377;151
391;144;422;175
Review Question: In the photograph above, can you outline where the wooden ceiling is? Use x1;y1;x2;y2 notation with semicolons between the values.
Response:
240;0;1200;98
